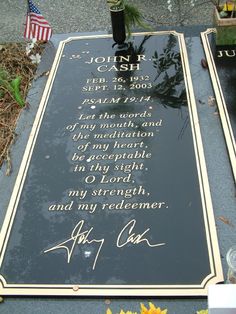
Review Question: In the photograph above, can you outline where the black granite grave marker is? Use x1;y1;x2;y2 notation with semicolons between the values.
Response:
0;31;223;296
201;29;236;182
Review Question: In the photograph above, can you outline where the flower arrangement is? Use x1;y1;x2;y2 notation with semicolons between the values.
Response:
140;303;167;314
214;0;236;18
106;303;167;314
213;0;236;44
106;302;208;314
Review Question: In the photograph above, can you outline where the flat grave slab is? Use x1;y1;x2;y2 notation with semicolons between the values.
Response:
201;29;236;182
0;31;223;296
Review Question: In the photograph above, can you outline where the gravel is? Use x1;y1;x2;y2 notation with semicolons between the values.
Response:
0;0;214;42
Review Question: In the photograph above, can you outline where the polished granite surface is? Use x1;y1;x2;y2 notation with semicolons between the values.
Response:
0;29;235;313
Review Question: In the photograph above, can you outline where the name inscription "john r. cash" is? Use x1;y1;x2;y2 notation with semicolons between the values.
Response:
44;219;166;270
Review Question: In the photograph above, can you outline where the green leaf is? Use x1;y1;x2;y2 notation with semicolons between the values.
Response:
10;77;25;108
0;68;25;107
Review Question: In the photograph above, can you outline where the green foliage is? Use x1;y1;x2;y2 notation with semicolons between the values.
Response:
124;3;152;37
10;77;25;107
107;0;152;37
0;67;25;107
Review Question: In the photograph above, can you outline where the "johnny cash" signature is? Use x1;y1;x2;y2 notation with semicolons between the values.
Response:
44;219;165;270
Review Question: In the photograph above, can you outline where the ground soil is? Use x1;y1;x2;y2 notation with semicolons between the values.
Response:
0;42;44;174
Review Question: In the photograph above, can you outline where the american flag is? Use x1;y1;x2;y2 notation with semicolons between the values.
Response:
24;0;52;41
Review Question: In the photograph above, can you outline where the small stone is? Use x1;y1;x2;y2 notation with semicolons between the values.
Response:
73;286;79;291
201;58;208;69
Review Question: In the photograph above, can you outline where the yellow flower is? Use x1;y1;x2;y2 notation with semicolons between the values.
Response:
106;309;138;314
197;310;208;314
140;302;168;314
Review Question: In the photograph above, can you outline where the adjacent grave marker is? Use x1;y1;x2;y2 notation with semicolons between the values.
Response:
0;31;223;296
201;29;236;182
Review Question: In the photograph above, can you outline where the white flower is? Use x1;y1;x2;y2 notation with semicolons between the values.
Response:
26;45;31;55
29;53;41;64
167;4;172;12
29;38;37;48
26;38;37;55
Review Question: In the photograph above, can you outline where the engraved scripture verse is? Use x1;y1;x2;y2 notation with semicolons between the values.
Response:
43;50;169;269
45;108;167;269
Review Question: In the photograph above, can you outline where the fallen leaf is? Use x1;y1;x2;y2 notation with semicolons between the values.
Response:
208;95;216;106
218;216;234;227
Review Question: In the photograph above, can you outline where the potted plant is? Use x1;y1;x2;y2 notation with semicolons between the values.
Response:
213;0;236;45
107;0;151;46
